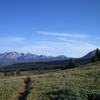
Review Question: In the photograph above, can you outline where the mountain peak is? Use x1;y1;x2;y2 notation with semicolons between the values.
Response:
0;52;68;65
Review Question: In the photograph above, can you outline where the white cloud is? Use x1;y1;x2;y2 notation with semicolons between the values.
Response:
0;33;100;57
57;37;89;44
4;41;99;57
57;37;81;43
36;31;90;39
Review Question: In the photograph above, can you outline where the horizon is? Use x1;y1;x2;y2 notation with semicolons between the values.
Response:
0;0;100;57
0;48;98;58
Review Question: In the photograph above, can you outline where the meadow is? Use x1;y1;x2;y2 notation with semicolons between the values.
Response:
0;62;100;100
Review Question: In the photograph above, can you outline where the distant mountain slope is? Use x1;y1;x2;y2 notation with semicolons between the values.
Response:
77;49;100;64
81;49;96;59
0;49;99;65
0;52;68;65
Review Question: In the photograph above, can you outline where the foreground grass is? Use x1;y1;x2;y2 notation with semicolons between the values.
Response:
0;77;24;100
27;62;100;100
0;62;100;100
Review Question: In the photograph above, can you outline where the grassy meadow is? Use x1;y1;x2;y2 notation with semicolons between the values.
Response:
0;62;100;100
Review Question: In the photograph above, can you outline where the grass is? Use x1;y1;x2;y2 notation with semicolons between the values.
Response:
0;77;23;100
0;62;100;100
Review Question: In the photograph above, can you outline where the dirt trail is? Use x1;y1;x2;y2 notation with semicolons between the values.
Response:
16;77;31;100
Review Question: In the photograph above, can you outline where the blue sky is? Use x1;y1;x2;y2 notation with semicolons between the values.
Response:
0;0;100;57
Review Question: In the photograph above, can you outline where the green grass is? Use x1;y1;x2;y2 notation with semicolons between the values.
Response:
27;62;100;100
0;62;100;100
0;77;23;100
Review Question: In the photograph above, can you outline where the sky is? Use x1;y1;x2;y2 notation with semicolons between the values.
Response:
0;0;100;57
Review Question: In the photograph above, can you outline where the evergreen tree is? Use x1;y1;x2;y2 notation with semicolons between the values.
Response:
67;58;76;68
91;48;100;62
95;48;100;61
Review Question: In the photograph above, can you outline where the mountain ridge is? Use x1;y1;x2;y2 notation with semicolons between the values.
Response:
0;49;100;65
0;52;69;65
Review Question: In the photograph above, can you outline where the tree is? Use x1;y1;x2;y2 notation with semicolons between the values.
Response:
95;48;100;61
67;59;76;68
91;48;100;62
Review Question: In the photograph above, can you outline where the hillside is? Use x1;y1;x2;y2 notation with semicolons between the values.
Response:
3;60;67;71
0;62;100;100
27;62;100;100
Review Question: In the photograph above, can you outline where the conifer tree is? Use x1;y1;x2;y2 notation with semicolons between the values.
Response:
95;48;100;61
91;48;100;62
67;58;76;68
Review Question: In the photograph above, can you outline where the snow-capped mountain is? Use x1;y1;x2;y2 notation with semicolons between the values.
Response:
0;49;99;65
0;52;68;65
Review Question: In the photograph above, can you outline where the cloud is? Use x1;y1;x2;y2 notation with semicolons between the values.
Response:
0;37;25;42
36;31;90;39
57;37;81;43
0;33;100;57
57;37;89;44
3;40;99;57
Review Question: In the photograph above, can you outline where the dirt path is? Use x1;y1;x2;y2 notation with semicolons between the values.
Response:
16;77;31;100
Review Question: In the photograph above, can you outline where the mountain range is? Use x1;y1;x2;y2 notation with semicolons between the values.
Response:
0;52;68;65
0;49;99;66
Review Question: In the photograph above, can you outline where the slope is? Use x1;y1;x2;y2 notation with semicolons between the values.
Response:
0;62;100;100
27;62;100;100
